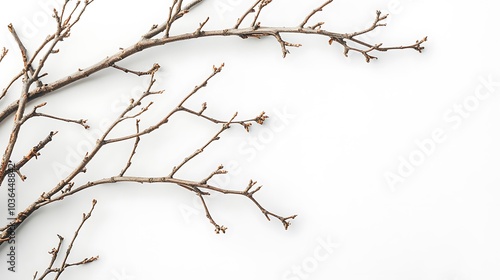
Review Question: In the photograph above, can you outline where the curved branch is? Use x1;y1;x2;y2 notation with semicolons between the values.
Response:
0;19;425;124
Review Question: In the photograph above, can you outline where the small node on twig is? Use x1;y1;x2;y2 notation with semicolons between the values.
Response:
244;179;258;194
198;102;207;115
281;215;298;230
215;225;227;234
201;164;227;184
255;111;268;125
213;63;225;73
243;122;252;132
195;17;210;35
311;22;324;30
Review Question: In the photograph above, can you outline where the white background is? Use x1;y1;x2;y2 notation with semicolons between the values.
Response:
1;0;500;279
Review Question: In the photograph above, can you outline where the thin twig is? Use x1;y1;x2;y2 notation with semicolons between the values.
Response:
7;24;44;88
178;106;267;130
104;63;226;144
112;63;160;76
34;199;99;280
300;0;333;28
0;71;22;101
200;165;227;184
250;0;272;29
119;119;141;176
0;47;7;64
8;24;29;68
142;0;206;39
195;17;210;35
197;192;227;234
234;0;262;29
168;113;237;178
1;131;58;182
21;102;89;128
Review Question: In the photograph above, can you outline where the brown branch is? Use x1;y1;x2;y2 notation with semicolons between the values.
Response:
0;0;425;250
21;102;89;128
1;131;58;182
35;175;294;232
7;24;43;88
300;0;333;28
250;0;272;29
200;164;227;184
142;0;206;39
0;16;425;124
0;66;31;186
234;0;262;29
0;67;162;243
0;47;7;64
111;63;160;76
178;106;268;130
34;199;98;280
271;32;302;58
119;119;141;176
346;10;388;38
0;71;22;101
195;17;210;35
8;24;29;68
197;191;227;234
104;63;225;144
168;112;237;178
165;0;179;38
0;63;287;245
57;0;72;27
32;234;64;280
31;1;94;82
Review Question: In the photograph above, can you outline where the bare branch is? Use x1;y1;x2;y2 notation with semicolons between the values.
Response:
1;131;58;182
271;32;302;58
300;0;333;28
119;119;141;176
197;191;227;234
200;164;227;184
34;199;98;280
168;112;237;178
8;24;29;68
111;63;160;76
32;234;64;280
104;63;225;144
7;24;43;88
0;0;424;252
0;47;7;64
142;0;206;39
195;17;210;35
21;102;89;128
0;67;31;186
235;0;261;29
178;106;268;130
164;0;179;38
0;71;22;101
346;10;388;38
250;0;273;29
0;12;426;123
34;175;295;231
